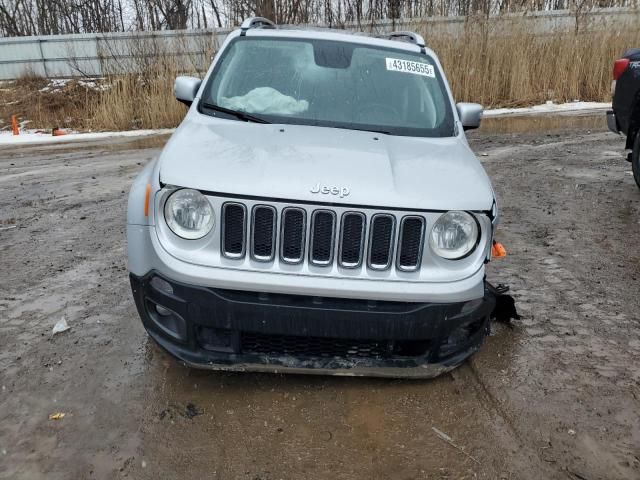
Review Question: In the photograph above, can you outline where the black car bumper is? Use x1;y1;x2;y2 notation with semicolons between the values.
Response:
607;110;619;134
130;272;496;378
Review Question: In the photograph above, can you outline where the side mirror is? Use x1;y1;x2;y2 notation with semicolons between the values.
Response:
174;76;202;106
456;102;483;130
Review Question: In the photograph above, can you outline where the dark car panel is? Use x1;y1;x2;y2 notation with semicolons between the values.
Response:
612;48;640;144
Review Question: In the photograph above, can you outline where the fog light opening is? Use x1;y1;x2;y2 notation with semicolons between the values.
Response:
150;276;173;295
155;304;172;316
144;299;187;343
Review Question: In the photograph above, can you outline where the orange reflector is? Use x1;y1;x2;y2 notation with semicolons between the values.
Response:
492;241;507;258
144;183;151;217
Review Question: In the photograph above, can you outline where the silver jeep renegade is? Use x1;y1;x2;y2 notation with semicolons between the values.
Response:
127;17;498;378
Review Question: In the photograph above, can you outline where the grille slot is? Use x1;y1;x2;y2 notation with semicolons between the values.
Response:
221;202;246;258
241;332;431;359
280;208;306;264
251;205;276;261
310;210;336;266
339;212;365;268
397;216;426;271
368;214;395;270
242;332;388;358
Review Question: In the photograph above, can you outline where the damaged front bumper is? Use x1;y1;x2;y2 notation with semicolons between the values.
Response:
130;272;496;378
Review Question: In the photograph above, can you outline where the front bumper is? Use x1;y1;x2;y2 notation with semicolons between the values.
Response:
130;272;496;378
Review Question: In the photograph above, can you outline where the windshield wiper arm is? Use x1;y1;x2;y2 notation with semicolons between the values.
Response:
200;102;270;124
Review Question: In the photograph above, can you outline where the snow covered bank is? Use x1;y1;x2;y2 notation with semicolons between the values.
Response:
0;128;174;146
484;101;611;118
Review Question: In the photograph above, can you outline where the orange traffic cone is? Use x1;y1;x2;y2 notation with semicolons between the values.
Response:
492;241;507;258
52;128;67;136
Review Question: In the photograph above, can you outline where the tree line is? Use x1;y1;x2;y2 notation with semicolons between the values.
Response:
0;0;636;36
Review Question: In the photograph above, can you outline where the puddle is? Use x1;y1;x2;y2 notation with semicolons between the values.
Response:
480;113;607;134
113;134;171;150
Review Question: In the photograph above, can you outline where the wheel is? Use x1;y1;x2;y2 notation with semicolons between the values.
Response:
632;131;640;189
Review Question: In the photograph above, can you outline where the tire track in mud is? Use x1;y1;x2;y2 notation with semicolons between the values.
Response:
450;363;556;479
0;139;156;479
466;126;640;479
460;132;597;473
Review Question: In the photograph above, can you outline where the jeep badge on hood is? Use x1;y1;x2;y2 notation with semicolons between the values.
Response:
310;183;350;198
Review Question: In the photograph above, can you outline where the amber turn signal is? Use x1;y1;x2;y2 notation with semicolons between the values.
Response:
144;183;151;217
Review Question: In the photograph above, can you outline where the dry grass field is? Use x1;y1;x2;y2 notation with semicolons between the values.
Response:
1;16;638;132
430;22;640;106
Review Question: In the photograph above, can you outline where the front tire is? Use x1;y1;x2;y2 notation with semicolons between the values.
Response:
632;131;640;189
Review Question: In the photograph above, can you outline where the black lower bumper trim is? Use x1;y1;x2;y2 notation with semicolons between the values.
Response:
130;272;495;377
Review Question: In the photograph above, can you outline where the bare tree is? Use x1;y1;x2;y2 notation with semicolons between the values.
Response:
0;0;635;37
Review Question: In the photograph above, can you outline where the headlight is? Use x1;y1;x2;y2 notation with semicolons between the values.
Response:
429;211;479;259
164;189;214;239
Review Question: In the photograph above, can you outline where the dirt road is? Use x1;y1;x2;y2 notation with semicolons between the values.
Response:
1;117;639;480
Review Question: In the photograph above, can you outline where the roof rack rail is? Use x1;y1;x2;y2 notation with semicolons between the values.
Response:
240;16;277;34
385;31;426;50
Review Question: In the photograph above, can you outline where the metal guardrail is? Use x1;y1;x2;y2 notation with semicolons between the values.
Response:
0;7;637;80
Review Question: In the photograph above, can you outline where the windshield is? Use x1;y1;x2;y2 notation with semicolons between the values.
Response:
200;36;455;137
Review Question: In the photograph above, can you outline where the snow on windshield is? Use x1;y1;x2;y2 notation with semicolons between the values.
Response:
220;87;309;115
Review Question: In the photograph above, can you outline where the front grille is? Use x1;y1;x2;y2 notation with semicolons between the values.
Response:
339;212;365;268
368;214;395;269
310;210;336;265
217;198;430;273
280;208;306;263
397;216;425;271
251;205;276;261
221;203;246;258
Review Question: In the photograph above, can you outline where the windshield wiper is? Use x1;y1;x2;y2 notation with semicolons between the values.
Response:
334;125;392;135
200;102;270;124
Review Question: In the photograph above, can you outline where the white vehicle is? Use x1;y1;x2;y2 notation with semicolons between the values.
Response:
127;17;498;377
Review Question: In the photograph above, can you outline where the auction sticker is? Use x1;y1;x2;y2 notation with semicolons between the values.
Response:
385;58;435;78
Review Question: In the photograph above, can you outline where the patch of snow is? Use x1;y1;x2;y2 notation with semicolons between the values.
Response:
484;101;611;118
50;78;70;87
78;79;111;91
0;128;174;146
39;78;72;93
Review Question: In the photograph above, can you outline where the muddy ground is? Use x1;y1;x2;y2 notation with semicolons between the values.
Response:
1;115;639;480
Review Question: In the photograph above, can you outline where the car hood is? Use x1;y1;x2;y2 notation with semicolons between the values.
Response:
158;115;495;211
